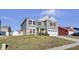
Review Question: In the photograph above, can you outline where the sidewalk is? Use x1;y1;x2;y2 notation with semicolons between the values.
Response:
49;42;79;50
48;36;79;50
57;36;79;42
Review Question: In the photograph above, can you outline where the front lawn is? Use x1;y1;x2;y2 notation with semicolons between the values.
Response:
0;36;74;50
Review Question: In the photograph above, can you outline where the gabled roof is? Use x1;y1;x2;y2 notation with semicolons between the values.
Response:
65;27;75;31
20;18;28;26
38;16;57;22
59;26;75;32
58;26;68;30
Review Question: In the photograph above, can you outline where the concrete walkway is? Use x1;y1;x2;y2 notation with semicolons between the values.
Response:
57;36;79;42
49;43;79;50
48;36;79;50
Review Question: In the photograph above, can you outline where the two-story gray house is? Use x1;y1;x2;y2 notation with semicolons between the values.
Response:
21;16;58;36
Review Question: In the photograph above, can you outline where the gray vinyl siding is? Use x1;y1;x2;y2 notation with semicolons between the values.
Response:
47;20;58;32
21;20;27;35
21;19;37;35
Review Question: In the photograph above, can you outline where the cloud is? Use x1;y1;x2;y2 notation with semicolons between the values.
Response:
41;9;56;16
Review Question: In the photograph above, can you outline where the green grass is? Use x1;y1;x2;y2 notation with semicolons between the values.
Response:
66;45;79;50
0;35;74;50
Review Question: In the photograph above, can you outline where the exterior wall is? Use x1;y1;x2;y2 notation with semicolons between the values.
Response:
27;20;37;35
21;19;37;35
1;28;8;32
27;26;37;35
0;27;11;36
47;20;58;36
21;19;27;35
36;20;58;36
47;31;58;36
58;27;68;36
68;31;74;35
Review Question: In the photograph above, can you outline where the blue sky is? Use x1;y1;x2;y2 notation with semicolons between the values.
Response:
0;9;79;31
56;9;79;27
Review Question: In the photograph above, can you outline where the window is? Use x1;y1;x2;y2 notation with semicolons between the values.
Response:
33;29;35;33
53;23;56;26
50;22;56;26
30;29;32;33
38;22;41;25
50;22;53;26
28;20;32;24
33;21;36;25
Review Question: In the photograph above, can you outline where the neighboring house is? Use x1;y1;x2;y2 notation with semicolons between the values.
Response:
58;26;75;36
21;16;58;36
65;27;75;35
58;26;68;36
0;26;12;36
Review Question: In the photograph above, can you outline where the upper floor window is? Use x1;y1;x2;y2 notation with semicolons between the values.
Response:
50;22;53;26
33;21;36;25
38;22;41;25
28;20;32;24
50;22;56;26
53;23;56;26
